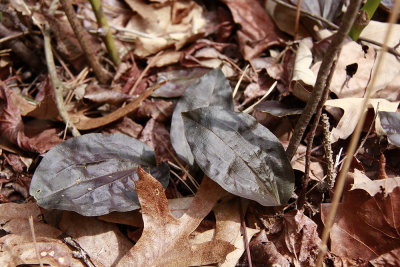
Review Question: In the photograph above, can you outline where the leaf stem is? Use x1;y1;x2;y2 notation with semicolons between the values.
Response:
88;0;120;66
349;0;381;41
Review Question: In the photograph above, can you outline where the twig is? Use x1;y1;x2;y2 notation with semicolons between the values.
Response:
59;0;112;84
43;23;81;137
297;58;337;210
29;216;44;267
321;114;335;189
128;51;163;95
285;0;362;161
89;0;120;65
293;0;302;40
233;64;249;98
316;1;400;265
239;198;252;267
274;0;400;59
63;236;96;267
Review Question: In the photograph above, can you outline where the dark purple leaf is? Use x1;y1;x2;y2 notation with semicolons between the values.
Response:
29;133;169;216
182;106;294;206
170;68;234;165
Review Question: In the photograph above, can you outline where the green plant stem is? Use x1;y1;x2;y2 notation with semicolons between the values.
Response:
89;0;120;66
59;0;111;84
285;0;362;161
43;23;81;137
349;0;381;41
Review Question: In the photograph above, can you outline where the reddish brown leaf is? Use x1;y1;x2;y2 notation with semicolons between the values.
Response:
251;210;321;266
321;187;400;262
0;85;62;153
221;0;284;59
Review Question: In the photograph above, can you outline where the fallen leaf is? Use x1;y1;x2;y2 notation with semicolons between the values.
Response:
139;118;176;163
30;133;169;216
59;212;133;267
221;0;284;59
350;169;400;197
321;187;400;262
182;106;294;206
0;203;82;266
153;68;210;98
0;84;62;153
251;210;321;266
117;168;235;266
370;247;400;267
312;41;376;99
360;21;400;101
124;0;207;57
324;98;399;143
290;38;315;102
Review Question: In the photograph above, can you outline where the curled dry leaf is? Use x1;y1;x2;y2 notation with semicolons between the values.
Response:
250;210;321;266
0;85;62;153
117;168;235;266
123;0;207;57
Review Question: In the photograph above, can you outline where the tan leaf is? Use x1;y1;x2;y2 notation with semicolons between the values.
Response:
350;169;400;197
0;203;82;266
117;168;235;266
59;212;133;267
324;98;399;142
123;0;206;57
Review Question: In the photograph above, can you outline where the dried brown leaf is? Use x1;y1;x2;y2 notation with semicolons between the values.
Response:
0;203;82;266
321;187;400;261
59;212;133;267
221;0;283;59
117;168;235;266
0;85;62;153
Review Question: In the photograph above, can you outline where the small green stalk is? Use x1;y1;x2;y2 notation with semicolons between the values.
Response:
349;0;381;41
89;0;120;66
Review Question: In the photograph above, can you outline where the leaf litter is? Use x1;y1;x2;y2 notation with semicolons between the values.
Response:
1;0;400;266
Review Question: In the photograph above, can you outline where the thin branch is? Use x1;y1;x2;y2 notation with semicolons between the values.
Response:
316;1;400;265
286;0;362;161
29;216;44;267
321;113;335;189
43;23;81;137
59;0;112;84
297;58;338;210
293;0;302;40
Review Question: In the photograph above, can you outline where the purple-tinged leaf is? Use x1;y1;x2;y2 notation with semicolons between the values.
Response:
182;106;294;206
171;68;234;165
30;133;169;216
